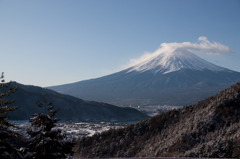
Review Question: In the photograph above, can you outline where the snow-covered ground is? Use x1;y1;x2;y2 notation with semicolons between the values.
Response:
136;105;182;116
10;105;180;141
10;105;180;142
57;121;129;141
10;121;129;141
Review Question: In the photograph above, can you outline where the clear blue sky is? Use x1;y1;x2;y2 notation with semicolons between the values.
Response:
1;0;240;87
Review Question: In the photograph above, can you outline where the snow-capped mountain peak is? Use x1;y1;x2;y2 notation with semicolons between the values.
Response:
49;48;240;106
128;50;228;74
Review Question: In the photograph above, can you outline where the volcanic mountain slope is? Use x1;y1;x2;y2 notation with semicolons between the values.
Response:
49;50;240;106
4;82;147;122
74;82;240;158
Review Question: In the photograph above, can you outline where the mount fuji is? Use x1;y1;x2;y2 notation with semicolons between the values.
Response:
49;50;240;106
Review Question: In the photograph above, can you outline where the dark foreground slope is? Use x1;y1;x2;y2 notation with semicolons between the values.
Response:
74;82;240;158
4;82;147;122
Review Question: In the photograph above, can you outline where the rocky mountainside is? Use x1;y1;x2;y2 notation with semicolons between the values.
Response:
74;82;240;158
4;82;147;122
49;50;240;106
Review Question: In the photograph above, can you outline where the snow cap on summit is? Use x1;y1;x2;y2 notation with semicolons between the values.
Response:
128;37;232;68
127;37;231;74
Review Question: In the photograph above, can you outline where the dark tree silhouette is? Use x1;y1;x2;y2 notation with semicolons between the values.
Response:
0;72;20;159
25;97;74;159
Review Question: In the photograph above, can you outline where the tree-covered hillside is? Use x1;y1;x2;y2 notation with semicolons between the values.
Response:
74;82;240;158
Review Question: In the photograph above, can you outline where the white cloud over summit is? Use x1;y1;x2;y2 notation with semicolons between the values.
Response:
127;37;232;67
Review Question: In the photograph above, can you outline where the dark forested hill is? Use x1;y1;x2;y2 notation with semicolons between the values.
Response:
74;82;240;158
4;82;147;122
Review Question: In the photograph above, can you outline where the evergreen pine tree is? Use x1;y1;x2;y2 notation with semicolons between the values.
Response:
0;72;20;159
26;97;74;159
